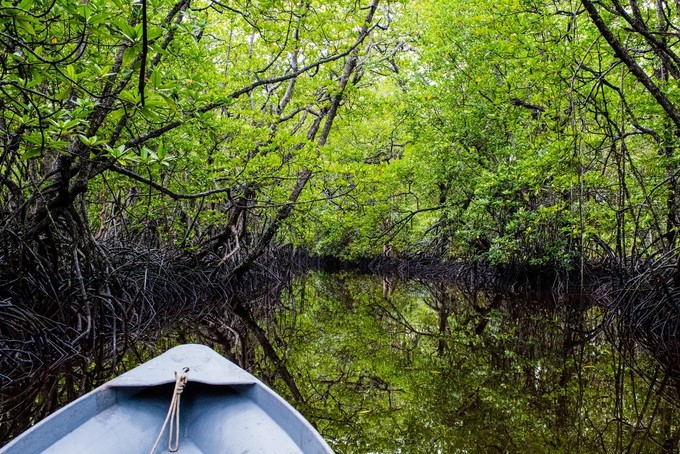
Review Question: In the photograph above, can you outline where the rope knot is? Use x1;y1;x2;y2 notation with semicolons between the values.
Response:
150;367;190;454
174;367;189;394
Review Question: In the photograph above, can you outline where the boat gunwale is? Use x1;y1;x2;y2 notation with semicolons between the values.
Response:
0;344;334;453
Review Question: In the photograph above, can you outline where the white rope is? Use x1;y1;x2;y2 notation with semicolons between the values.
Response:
150;367;189;454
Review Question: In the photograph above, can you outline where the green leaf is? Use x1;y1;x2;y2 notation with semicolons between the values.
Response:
119;90;139;105
24;132;44;145
158;93;178;112
18;19;36;36
21;147;42;160
147;26;163;41
49;140;72;149
113;20;138;42
78;134;101;146
150;70;162;88
140;106;160;121
122;45;139;68
89;13;110;26
65;64;76;80
63;119;80;130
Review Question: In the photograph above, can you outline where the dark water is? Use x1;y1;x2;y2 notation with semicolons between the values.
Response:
273;272;679;453
2;270;679;452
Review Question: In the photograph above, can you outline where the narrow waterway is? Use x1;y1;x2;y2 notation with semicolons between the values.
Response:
270;271;678;453
1;269;678;452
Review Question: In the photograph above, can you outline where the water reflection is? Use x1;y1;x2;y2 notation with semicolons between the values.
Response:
1;270;679;452
272;272;679;453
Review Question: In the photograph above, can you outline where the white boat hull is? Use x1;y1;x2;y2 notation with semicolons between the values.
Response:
1;345;333;453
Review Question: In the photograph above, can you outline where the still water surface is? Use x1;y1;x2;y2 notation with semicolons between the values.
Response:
274;272;677;453
1;270;678;452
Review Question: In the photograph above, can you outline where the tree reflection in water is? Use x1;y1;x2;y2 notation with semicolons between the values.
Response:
273;272;680;453
1;270;679;452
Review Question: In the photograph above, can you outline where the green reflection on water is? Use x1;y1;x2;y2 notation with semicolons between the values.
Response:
3;270;678;452
265;271;679;453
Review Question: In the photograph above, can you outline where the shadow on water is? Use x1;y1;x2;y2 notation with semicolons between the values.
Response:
275;272;680;453
2;262;680;452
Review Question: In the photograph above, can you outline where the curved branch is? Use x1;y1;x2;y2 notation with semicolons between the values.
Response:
123;24;380;150
581;0;680;133
108;164;232;200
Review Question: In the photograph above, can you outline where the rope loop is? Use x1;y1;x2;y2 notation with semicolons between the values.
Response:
149;367;190;454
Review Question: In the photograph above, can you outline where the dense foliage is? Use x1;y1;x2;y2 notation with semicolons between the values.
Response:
1;0;393;262
292;0;680;265
0;0;397;345
5;1;680;450
4;0;680;269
